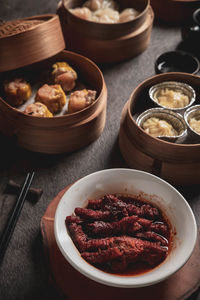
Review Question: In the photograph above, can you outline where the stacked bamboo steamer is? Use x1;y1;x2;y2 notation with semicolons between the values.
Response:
119;72;200;185
0;15;107;154
57;0;154;63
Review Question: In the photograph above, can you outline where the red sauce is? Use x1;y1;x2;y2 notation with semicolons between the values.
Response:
100;261;153;276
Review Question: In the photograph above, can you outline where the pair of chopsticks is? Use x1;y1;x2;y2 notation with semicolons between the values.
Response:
0;172;35;265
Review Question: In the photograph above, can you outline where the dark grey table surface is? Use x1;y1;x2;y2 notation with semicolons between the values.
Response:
0;1;200;299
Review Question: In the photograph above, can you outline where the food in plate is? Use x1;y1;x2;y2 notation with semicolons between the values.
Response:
35;84;66;114
68;89;96;113
66;194;171;274
69;0;139;23
4;78;32;107
24;102;53;117
142;117;178;138
52;62;77;92
189;116;200;134
153;87;190;109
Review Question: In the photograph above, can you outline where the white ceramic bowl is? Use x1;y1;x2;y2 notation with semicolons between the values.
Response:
54;168;197;288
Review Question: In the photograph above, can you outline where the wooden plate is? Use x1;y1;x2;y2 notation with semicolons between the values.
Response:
41;185;200;300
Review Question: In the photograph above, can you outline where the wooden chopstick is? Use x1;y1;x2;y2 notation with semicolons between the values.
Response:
0;172;35;265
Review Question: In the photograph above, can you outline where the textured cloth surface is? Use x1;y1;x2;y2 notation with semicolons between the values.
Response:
0;1;200;300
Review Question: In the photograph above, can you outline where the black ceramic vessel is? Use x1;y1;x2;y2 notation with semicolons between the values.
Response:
155;51;200;74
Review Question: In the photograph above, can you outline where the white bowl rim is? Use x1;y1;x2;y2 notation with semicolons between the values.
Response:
54;168;197;288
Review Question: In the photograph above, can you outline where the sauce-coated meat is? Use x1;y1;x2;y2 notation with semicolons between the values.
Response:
66;194;172;274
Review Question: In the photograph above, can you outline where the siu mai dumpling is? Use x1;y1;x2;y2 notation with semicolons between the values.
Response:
35;84;66;114
24;102;53;117
4;78;32;107
142;117;178;138
52;62;77;92
68;89;96;113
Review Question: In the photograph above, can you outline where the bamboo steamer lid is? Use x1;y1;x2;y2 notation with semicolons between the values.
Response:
0;14;65;72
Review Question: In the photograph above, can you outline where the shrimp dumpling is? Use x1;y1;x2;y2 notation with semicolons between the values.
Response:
119;8;139;23
93;7;119;23
100;0;119;10
69;7;92;20
84;0;118;11
83;0;102;11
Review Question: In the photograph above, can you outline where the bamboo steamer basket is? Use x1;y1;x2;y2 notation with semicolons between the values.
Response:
119;72;200;185
57;1;154;64
150;0;200;23
57;0;150;40
0;15;107;154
